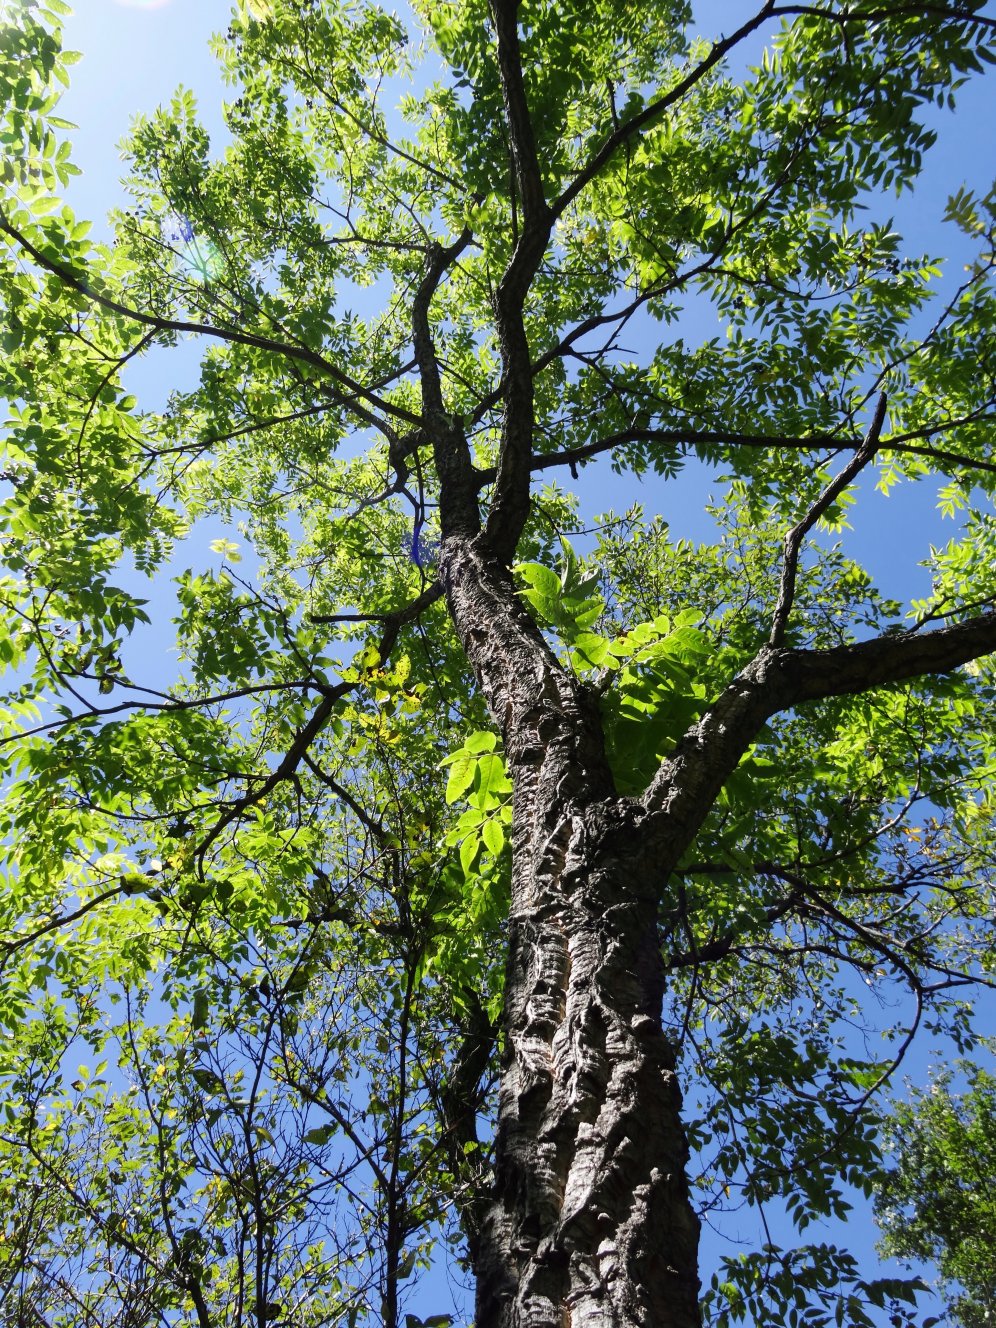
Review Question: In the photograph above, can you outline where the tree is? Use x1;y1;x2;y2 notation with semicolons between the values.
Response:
875;1053;996;1328
2;0;996;1324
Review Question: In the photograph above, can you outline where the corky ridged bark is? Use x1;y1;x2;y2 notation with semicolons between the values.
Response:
476;827;702;1328
440;535;702;1328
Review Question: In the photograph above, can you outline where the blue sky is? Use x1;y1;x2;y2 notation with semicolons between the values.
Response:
41;1;996;1321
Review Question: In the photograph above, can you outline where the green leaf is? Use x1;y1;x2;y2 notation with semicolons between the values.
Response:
482;818;505;857
460;833;480;876
303;1125;337;1146
445;754;477;804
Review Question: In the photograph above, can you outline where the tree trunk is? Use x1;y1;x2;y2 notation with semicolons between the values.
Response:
437;427;996;1321
473;796;701;1328
439;538;701;1328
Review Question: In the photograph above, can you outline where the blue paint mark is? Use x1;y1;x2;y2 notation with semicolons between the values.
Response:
406;515;439;568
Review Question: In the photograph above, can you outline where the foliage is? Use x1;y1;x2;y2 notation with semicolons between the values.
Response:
875;1053;996;1328
1;0;996;1324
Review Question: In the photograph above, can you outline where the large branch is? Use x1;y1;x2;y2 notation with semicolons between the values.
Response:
464;415;996;488
411;232;481;539
642;610;996;860
522;422;996;480
482;0;557;561
488;0;547;229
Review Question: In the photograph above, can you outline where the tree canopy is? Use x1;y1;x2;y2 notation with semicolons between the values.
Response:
2;1;996;1326
876;1053;996;1328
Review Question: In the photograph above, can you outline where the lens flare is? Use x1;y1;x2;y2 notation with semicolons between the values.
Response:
161;214;226;284
185;238;225;283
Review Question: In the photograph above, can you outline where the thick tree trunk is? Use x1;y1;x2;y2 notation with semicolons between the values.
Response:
439;537;701;1328
473;799;700;1328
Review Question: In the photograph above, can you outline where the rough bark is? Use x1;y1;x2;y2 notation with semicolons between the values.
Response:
414;2;996;1302
475;825;701;1328
439;536;702;1328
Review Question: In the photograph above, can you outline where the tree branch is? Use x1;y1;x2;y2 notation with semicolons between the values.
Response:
0;884;127;964
488;0;547;229
482;0;555;561
194;584;439;866
0;207;419;436
769;391;888;646
437;989;498;1259
552;4;779;221
770;4;996;32
664;887;803;970
411;232;481;539
520;420;996;480
643;607;996;863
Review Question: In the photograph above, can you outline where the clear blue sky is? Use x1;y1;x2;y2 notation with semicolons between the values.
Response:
45;2;996;1321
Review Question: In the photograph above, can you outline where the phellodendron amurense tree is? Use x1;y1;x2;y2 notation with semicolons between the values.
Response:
2;2;996;1327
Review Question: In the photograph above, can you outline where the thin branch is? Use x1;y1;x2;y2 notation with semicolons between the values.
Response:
769;391;888;646
770;3;996;31
75;330;156;458
301;752;387;840
154;357;419;458
665;888;803;970
194;583;442;865
308;581;442;627
553;4;779;220
0;676;318;749
1;884;127;963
